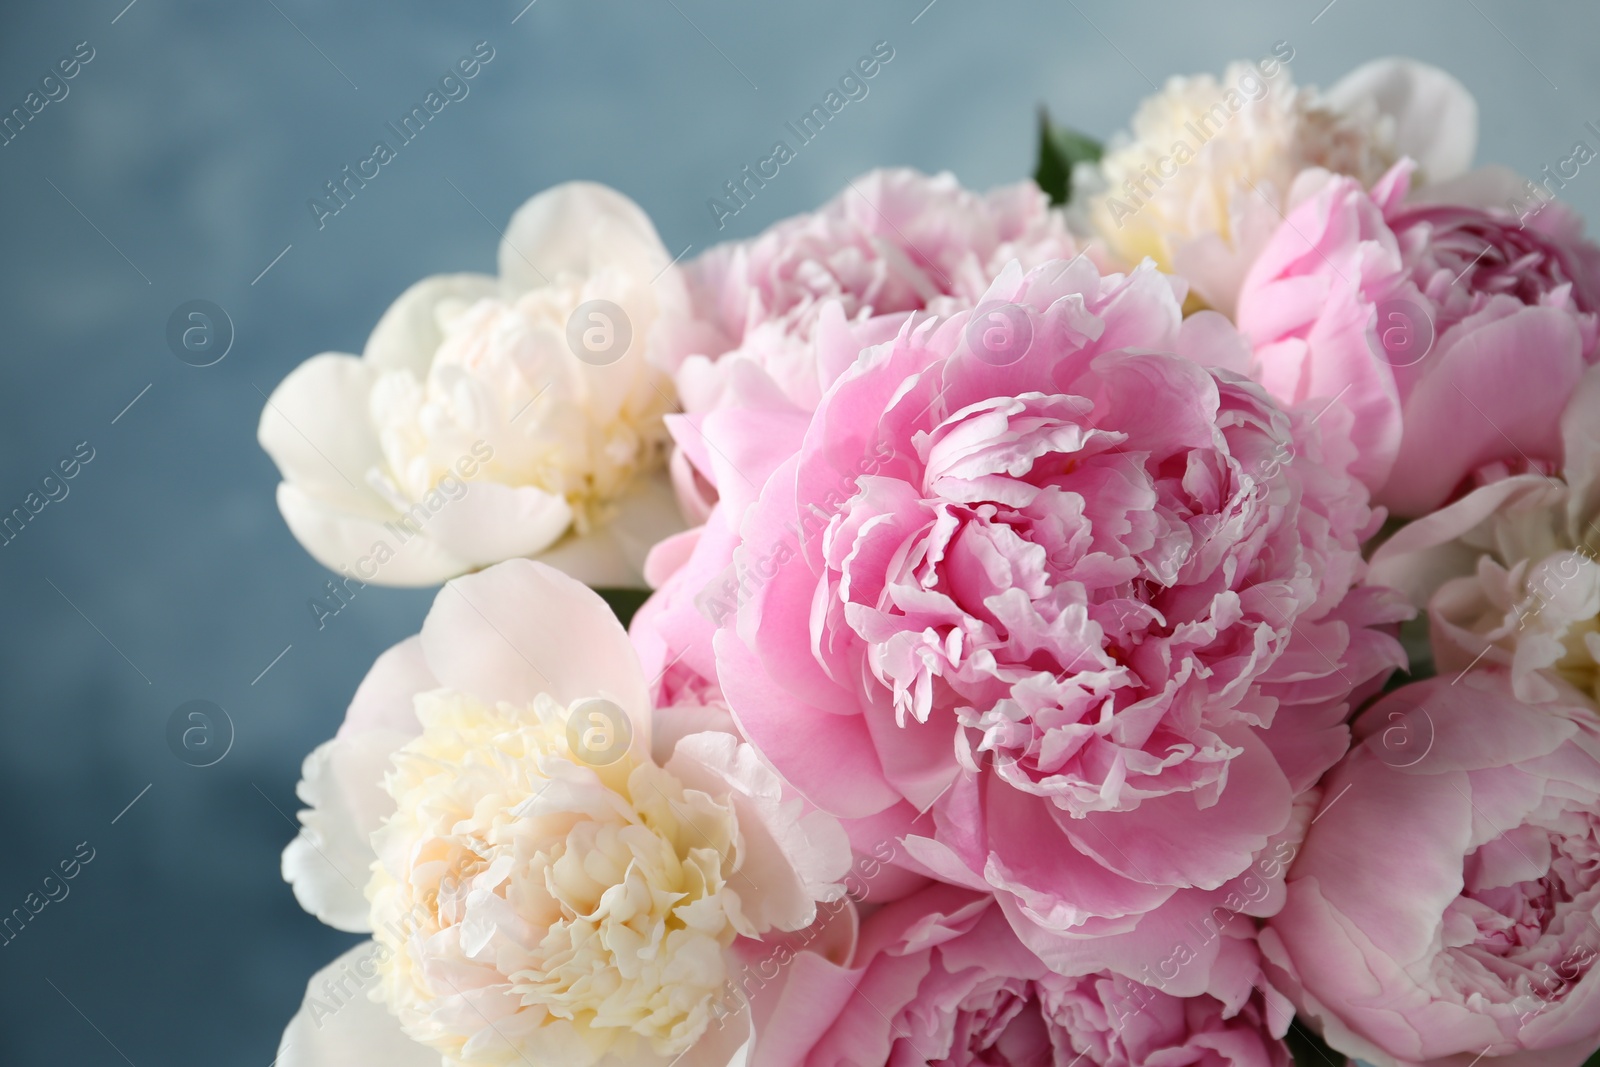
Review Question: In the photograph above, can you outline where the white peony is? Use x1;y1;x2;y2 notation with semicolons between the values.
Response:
1074;56;1477;315
274;560;850;1067
1370;366;1600;703
259;182;709;589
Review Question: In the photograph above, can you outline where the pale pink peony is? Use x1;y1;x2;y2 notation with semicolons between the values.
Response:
675;168;1083;415
1236;162;1600;518
711;257;1408;998
1262;671;1600;1067
740;884;1293;1067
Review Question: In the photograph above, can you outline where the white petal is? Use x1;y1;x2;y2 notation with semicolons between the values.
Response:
363;272;499;375
276;482;474;588
423;481;574;568
1406;163;1525;211
277;945;441;1067
1368;475;1557;605
1327;58;1478;182
339;636;435;739
667;732;852;933
499;182;670;294
283;732;409;932
602;468;691;580
534;469;688;588
420;559;653;732
528;525;636;589
655;1009;750;1067
258;353;385;505
649;701;736;767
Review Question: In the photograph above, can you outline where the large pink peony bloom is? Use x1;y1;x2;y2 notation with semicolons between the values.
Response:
1236;163;1600;518
1262;671;1600;1067
741;884;1292;1067
712;257;1408;998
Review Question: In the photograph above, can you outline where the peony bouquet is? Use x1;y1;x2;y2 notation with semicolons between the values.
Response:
259;53;1600;1067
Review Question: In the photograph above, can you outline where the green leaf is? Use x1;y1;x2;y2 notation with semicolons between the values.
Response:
1285;1018;1347;1067
1391;614;1436;685
1583;1044;1600;1067
597;587;652;629
1034;106;1103;207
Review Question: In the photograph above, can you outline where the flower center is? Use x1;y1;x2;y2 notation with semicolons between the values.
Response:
830;386;1298;815
370;293;676;531
1445;811;1600;1012
368;691;739;1064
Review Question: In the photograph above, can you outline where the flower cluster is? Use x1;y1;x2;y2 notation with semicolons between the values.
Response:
266;53;1600;1067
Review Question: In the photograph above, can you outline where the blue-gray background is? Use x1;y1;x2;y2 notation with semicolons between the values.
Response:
0;0;1592;1062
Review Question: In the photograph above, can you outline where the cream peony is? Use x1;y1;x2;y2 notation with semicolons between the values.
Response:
370;695;739;1065
274;560;849;1067
259;182;707;589
1075;56;1476;314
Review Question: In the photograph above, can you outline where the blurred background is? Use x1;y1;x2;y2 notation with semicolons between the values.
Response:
0;0;1594;1062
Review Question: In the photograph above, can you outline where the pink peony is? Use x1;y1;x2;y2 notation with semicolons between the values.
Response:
676;168;1082;415
637;303;910;700
1262;671;1600;1067
1236;162;1600;518
711;257;1408;998
741;884;1292;1067
666;170;1083;524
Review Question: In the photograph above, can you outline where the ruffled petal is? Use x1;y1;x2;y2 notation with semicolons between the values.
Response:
283;732;408;932
363;273;498;375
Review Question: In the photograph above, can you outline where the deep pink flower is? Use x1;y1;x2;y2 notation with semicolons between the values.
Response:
712;257;1408;997
741;884;1292;1067
1262;671;1600;1067
1236;163;1600;517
